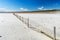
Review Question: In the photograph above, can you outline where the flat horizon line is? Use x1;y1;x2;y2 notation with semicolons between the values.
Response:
0;9;60;13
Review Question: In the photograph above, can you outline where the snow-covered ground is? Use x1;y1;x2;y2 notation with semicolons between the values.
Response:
0;13;52;40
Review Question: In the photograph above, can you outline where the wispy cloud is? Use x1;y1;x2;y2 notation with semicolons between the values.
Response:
0;8;7;11
38;6;44;10
0;8;16;12
0;8;29;11
38;6;49;10
19;8;28;11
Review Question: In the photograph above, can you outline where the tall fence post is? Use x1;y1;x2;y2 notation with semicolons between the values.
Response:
54;26;56;40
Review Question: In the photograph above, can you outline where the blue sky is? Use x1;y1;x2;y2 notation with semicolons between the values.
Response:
0;0;60;11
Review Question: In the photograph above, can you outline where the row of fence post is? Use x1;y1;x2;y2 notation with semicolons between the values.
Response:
13;13;56;40
27;15;56;40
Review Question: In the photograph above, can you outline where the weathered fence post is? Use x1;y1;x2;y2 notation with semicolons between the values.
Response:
27;17;29;28
54;26;56;40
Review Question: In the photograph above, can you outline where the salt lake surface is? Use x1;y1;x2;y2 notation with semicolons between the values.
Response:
0;13;52;40
17;13;60;40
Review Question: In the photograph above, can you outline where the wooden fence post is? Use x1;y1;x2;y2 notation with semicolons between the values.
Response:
54;26;56;40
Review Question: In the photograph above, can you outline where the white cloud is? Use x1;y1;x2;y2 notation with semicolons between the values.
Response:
0;8;16;12
0;8;29;12
20;8;28;11
0;8;7;11
38;6;44;10
0;8;11;11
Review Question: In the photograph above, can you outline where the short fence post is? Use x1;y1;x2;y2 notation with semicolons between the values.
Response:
27;17;29;28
